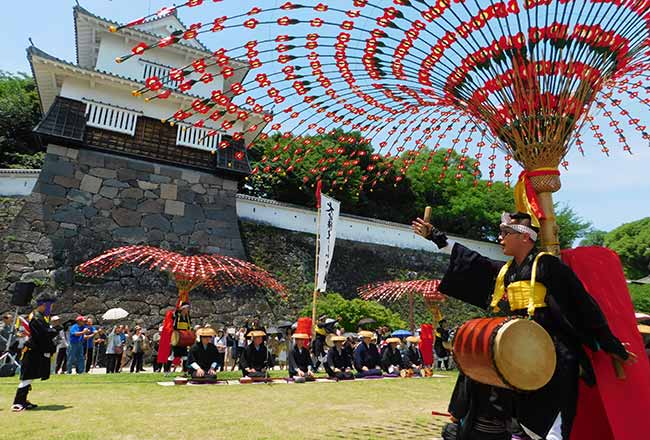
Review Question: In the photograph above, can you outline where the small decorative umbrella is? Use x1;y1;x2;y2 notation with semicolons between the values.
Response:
76;245;287;304
266;327;281;335
102;308;129;321
359;280;445;334
357;317;377;327
274;320;293;328
392;329;412;338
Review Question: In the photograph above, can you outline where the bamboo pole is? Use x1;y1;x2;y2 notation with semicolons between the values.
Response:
311;206;321;328
537;192;560;256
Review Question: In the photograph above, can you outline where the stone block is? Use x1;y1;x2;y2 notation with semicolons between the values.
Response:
78;149;105;168
112;227;146;244
80;174;102;194
142;214;171;232
164;200;185;216
177;189;196;203
105;156;129;170
120;199;138;210
144;190;158;199
89;168;117;179
204;207;228;221
53;176;80;189
149;174;172;184
53;207;86;225
94;198;113;210
83;206;98;218
47;145;69;157
99;186;119;199
112;208;142;227
222;179;239;191
181;170;202;184
66;189;92;205
59;223;78;231
128;160;155;173
184;204;205;221
137;180;158;190
137;199;163;214
37;183;66;198
92;217;118;232
66;148;79;160
199;174;223;186
172;217;194;234
120;188;144;199
158;164;183;179
160;184;177;200
146;229;165;242
117;168;138;180
191;184;207;194
104;179;130;188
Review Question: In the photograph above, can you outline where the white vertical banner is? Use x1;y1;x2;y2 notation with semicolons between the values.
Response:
316;194;340;292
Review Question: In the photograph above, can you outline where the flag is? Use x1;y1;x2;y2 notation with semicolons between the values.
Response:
316;193;340;292
315;180;322;209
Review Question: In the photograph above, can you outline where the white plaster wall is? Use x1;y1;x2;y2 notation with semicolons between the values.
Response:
235;195;508;261
0;170;39;196
95;33;224;99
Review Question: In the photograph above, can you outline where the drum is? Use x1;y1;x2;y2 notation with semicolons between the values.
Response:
325;333;335;348
453;317;556;391
171;330;196;347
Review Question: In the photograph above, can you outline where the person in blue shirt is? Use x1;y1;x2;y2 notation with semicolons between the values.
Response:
67;315;88;374
353;331;382;377
83;317;97;372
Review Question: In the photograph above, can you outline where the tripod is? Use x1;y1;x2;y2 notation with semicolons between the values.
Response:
0;307;22;369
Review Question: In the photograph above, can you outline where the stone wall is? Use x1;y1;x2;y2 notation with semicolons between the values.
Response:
0;145;266;328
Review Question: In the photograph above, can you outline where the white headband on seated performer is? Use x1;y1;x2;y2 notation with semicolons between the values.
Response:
500;212;538;241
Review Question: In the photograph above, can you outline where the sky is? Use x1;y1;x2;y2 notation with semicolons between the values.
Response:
2;0;649;232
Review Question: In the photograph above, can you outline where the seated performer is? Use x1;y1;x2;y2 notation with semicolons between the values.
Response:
413;211;635;440
170;302;192;370
240;330;273;378
404;336;423;374
381;337;404;376
325;335;354;380
187;327;219;383
12;290;58;412
288;333;315;382
353;331;382;378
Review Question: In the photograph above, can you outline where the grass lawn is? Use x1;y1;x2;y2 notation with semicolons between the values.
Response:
0;371;457;440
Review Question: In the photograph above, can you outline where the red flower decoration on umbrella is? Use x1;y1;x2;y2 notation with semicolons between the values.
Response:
76;245;286;303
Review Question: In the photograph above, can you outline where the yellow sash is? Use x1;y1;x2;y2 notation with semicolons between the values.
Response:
490;252;552;316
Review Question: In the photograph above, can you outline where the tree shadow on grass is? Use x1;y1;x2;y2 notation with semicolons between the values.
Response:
31;404;73;411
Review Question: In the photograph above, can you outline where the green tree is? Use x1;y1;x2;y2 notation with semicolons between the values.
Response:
555;204;592;249
299;292;407;331
404;148;514;240
604;218;650;279
579;230;607;247
0;71;43;168
629;284;650;313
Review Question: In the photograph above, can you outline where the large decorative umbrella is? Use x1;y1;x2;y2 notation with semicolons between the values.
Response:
101;308;129;321
114;1;650;256
359;279;445;333
76;245;287;303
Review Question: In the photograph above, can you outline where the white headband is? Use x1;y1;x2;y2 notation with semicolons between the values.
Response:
500;213;538;241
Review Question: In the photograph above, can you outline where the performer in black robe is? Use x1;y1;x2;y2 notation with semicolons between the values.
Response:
413;212;635;439
187;328;219;382
404;336;423;374
171;302;192;367
381;337;404;375
240;330;273;377
325;335;354;380
287;333;315;382
353;331;382;377
12;291;58;412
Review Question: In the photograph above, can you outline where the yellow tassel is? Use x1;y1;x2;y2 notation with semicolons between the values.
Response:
109;25;117;33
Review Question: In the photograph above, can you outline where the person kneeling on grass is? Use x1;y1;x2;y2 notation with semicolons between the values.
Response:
353;331;383;378
240;330;273;378
325;335;354;380
381;337;404;376
288;333;315;383
187;327;219;383
403;336;423;375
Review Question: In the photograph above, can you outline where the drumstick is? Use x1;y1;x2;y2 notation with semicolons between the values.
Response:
423;206;432;223
431;410;452;418
612;358;626;380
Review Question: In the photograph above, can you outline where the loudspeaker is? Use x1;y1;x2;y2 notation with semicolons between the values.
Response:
11;282;35;307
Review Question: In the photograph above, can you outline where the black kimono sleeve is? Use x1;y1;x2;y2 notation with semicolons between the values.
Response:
29;315;55;354
438;243;505;309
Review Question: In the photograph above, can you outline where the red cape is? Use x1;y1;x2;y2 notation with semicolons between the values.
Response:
156;309;174;365
420;323;434;366
562;247;650;440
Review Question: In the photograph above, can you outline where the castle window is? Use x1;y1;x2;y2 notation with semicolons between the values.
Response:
176;124;222;151
84;99;139;136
